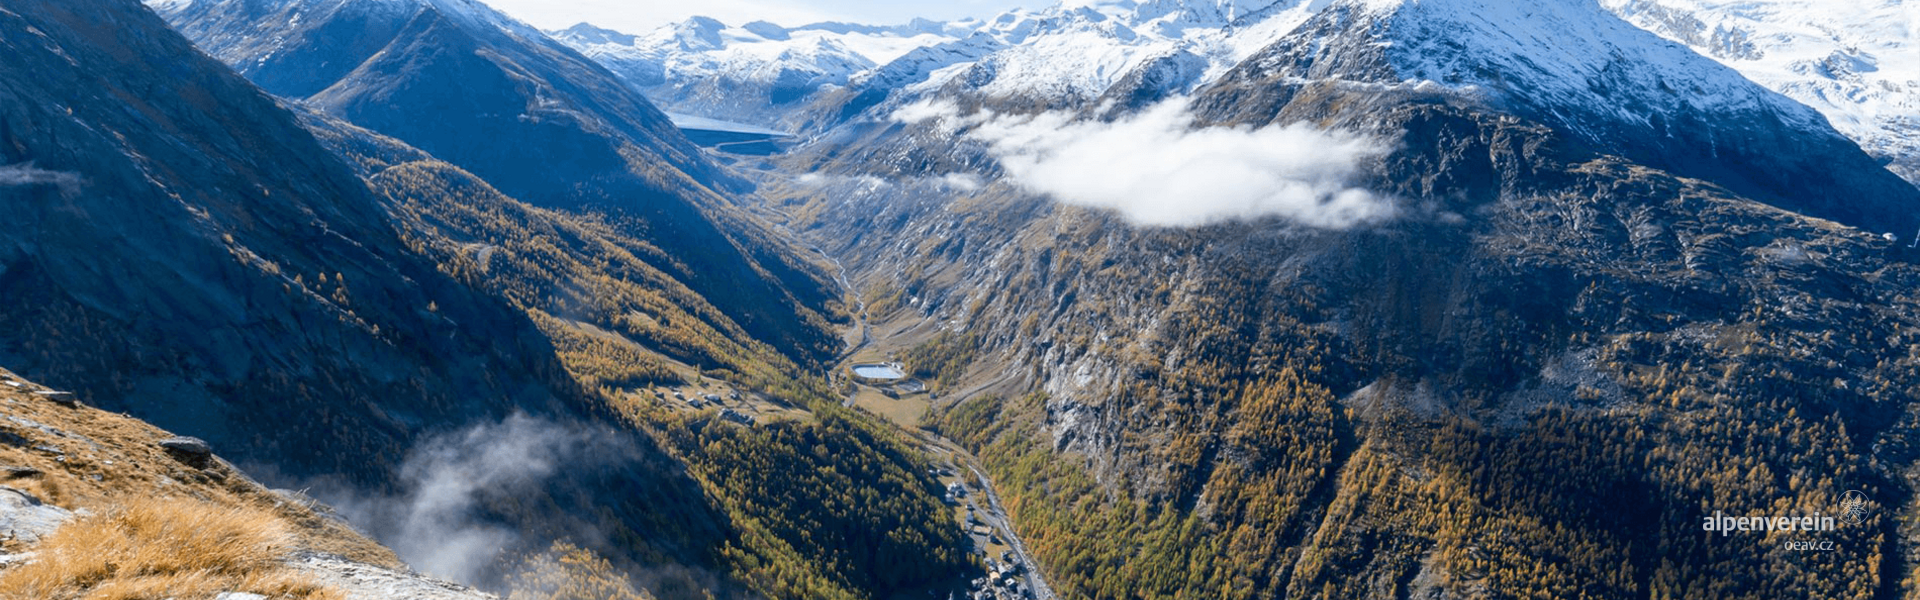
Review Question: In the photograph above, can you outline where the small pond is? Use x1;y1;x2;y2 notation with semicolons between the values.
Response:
852;364;907;380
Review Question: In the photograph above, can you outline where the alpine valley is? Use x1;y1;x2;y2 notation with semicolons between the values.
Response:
0;0;1915;599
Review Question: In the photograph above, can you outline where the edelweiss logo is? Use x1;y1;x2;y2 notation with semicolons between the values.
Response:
1841;490;1871;526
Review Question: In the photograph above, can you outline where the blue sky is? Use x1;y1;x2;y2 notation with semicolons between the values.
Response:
483;0;1053;34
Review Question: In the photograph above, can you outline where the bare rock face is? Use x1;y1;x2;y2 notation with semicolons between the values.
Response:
292;553;500;600
0;487;72;545
159;436;215;469
158;436;213;457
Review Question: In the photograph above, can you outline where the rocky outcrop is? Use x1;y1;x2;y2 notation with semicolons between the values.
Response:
0;369;493;599
293;553;498;600
158;436;213;456
0;487;72;545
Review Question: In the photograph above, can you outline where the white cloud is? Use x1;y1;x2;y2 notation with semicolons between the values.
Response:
792;172;886;189
891;99;966;125
0;163;81;193
924;100;1395;229
939;172;984;191
309;414;624;585
793;169;987;193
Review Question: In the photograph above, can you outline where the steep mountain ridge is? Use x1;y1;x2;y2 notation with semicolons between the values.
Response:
0;0;587;481
156;0;850;367
1601;0;1920;185
295;108;829;401
0;3;788;597
1200;0;1919;232
558;0;1323;129
756;0;1916;235
555;17;968;128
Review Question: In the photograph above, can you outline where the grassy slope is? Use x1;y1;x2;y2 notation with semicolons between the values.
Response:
0;367;391;599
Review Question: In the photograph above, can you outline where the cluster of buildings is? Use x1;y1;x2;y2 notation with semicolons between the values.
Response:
652;387;755;425
963;557;1034;600
939;477;1038;599
718;407;755;426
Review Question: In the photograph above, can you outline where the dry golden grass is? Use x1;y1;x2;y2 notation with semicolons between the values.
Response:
0;368;398;566
0;496;341;600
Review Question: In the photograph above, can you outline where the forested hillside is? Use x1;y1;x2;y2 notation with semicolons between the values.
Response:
303;112;977;599
768;66;1920;600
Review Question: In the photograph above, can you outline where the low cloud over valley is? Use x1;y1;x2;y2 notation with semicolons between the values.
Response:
894;99;1395;228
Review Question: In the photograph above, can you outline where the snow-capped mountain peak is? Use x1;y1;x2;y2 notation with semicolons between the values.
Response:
1190;0;1915;229
1601;0;1920;182
829;0;1326;110
552;0;1920;199
667;15;730;50
549;0;1327;128
555;22;636;46
1308;0;1824;126
553;16;968;125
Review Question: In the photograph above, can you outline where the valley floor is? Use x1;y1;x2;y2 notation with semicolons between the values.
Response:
758;196;1057;600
